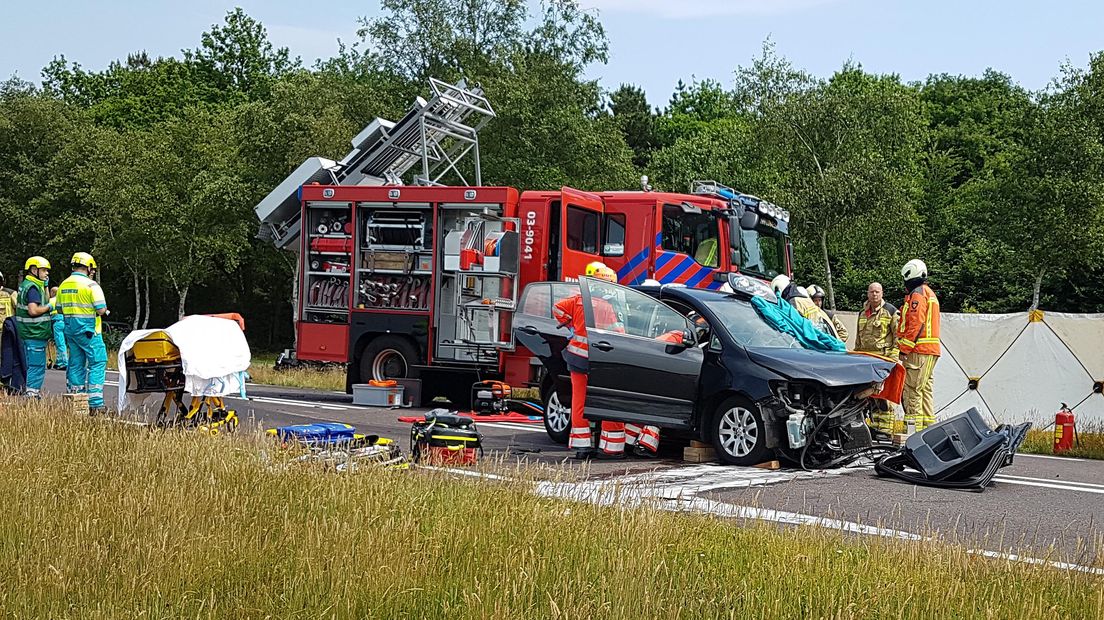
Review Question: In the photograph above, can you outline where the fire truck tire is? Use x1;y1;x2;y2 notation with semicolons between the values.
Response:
542;381;570;445
359;336;419;383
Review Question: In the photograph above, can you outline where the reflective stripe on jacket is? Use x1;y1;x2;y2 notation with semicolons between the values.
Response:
15;276;52;340
897;284;940;356
58;272;107;335
856;302;898;357
553;293;623;363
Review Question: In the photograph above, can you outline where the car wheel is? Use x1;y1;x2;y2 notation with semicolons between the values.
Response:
359;336;419;383
711;396;771;466
543;383;570;445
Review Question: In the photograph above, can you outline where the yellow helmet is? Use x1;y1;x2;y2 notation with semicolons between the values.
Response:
24;256;51;271
584;261;617;283
71;252;98;270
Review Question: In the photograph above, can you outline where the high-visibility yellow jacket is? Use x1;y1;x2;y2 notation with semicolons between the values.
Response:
855;301;898;357
897;284;940;356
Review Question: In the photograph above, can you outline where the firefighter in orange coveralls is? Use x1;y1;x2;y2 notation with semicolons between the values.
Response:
896;259;941;431
554;262;624;459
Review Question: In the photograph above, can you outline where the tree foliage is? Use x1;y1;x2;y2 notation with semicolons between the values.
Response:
3;2;1104;351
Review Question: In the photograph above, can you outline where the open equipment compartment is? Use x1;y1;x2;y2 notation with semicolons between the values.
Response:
356;202;433;312
302;201;352;324
434;203;520;365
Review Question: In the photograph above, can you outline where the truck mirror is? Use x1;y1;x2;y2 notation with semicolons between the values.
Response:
727;215;743;271
739;211;760;230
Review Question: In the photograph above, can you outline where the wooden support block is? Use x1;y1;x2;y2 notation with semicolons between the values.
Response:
753;460;780;470
64;393;89;416
892;434;908;447
690;440;711;448
683;446;716;463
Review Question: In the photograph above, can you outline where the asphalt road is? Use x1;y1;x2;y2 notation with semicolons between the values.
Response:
41;368;1104;570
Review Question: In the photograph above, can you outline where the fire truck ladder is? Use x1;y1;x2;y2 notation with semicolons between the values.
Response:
340;78;496;187
253;78;496;248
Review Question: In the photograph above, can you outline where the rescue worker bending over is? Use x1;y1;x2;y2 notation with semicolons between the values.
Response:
854;282;899;437
58;252;110;415
807;285;849;342
896;259;940;431
15;257;54;398
771;275;840;340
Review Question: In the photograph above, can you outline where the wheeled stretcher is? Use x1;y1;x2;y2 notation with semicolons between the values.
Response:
124;328;240;433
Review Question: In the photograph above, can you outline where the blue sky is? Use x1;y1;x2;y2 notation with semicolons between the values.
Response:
3;1;1103;106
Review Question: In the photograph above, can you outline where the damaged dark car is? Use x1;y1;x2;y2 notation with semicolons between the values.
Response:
514;277;898;468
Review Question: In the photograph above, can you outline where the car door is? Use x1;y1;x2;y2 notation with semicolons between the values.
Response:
579;277;703;429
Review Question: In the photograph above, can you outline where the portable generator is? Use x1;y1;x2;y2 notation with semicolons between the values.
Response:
471;380;512;415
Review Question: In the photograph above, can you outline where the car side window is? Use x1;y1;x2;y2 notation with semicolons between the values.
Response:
519;283;551;317
586;279;690;339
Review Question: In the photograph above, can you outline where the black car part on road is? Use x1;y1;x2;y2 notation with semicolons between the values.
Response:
874;408;1032;492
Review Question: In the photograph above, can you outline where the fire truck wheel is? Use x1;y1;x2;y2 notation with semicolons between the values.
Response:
542;384;570;445
360;336;419;383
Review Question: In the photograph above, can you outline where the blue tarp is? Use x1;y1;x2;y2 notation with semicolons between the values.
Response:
750;295;846;352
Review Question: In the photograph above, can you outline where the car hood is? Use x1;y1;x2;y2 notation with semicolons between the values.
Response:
744;347;895;387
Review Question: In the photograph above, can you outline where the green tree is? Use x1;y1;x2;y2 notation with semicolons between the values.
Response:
607;84;657;168
741;52;925;310
185;7;299;97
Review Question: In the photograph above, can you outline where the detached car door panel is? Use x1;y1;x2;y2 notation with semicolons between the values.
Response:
580;278;703;429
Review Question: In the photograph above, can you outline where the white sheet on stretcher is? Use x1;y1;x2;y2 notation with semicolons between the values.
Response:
117;315;251;410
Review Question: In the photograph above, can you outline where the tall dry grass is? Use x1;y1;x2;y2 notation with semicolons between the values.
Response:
0;397;1100;619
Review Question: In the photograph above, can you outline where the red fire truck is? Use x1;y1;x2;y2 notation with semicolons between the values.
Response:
255;80;792;404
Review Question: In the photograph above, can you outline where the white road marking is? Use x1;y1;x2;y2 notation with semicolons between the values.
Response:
482;422;546;433
1017;453;1086;462
996;474;1104;489
533;467;1104;577
245;396;348;411
993;477;1104;495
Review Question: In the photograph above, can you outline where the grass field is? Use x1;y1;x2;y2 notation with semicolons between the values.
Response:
246;353;348;392
1018;423;1104;460
0;398;1100;619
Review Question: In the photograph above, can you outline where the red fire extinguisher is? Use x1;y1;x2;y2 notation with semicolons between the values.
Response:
1053;404;1076;454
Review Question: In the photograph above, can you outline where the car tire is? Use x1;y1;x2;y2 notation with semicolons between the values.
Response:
711;395;771;466
542;380;570;445
359;336;419;383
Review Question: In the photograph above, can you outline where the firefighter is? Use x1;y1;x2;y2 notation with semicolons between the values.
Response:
15;257;54;398
807;284;849;342
854;282;899;437
554;261;634;459
896;259;940;431
48;286;67;371
58;252;110;415
771;275;839;340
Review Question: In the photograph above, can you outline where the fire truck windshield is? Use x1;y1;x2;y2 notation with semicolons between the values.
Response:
738;226;787;280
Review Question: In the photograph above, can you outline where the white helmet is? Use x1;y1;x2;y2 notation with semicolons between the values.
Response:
641;279;662;286
770;274;791;296
901;259;927;281
807;284;825;299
